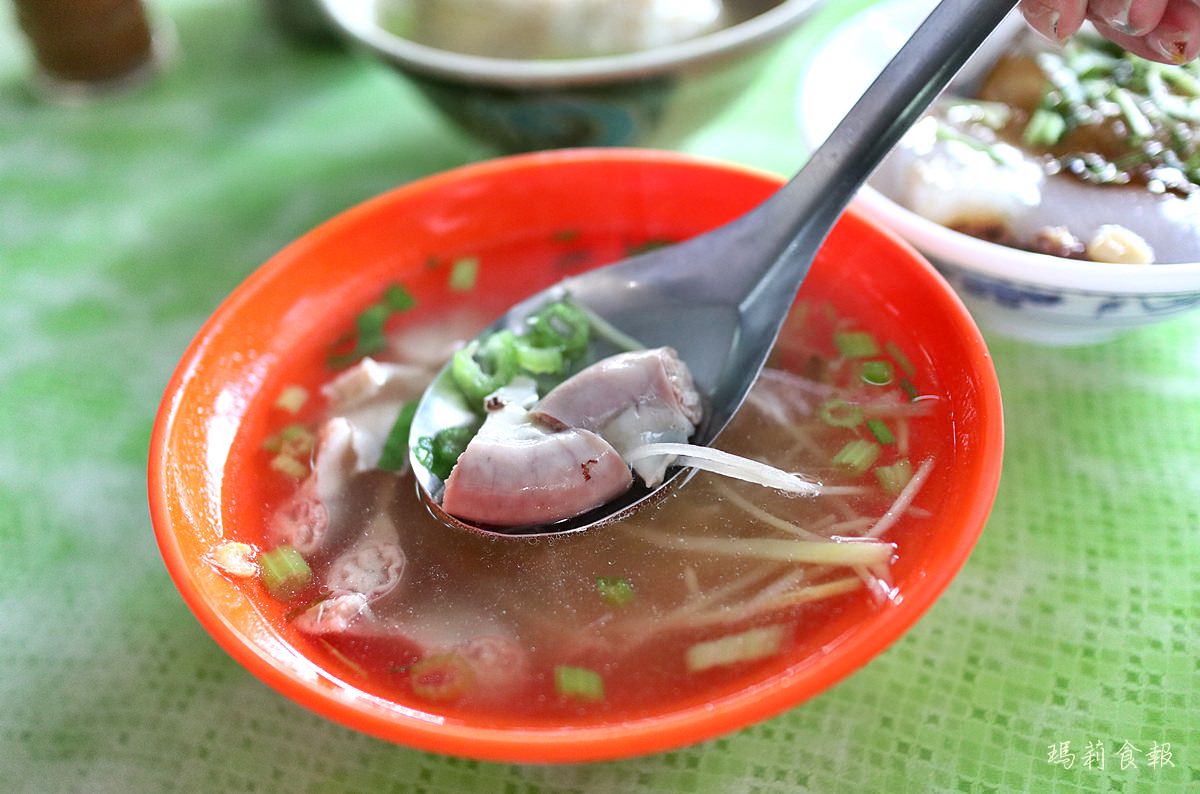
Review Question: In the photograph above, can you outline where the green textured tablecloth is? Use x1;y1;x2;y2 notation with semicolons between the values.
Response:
2;1;1197;791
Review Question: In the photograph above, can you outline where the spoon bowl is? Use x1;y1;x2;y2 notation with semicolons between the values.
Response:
409;0;1018;535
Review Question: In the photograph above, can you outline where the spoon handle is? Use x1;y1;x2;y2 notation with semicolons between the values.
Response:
693;0;1019;422
747;0;1019;296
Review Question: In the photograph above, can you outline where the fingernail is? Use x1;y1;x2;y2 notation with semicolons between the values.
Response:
1023;3;1065;42
1150;32;1194;64
1110;0;1138;35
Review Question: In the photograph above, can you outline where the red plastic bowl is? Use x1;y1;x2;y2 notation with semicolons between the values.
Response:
149;149;1003;763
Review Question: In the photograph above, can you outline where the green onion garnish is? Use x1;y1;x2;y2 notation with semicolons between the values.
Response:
935;122;1008;165
875;459;914;495
867;419;895;445
409;653;475;701
1161;64;1200;97
596;577;636;607
1037;51;1088;110
833;330;879;359
899;378;920;402
274;385;309;414
1023;108;1067;147
377;401;418;471
885;341;916;377
527;301;590;357
328;283;416;368
259;545;312;601
513;337;565;375
554;665;604;702
553;229;581;243
414;425;477;481
451;332;518;404
448;257;479;291
1111;86;1154;140
818;398;864;428
262;423;314;457
860;360;895;387
833;439;881;475
383;284;415;311
269;453;308;480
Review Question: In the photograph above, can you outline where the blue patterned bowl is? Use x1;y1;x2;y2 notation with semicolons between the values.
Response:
797;0;1200;346
853;188;1200;346
318;0;822;152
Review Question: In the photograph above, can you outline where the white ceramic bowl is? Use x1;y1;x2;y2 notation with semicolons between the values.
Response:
321;0;824;152
798;0;1200;345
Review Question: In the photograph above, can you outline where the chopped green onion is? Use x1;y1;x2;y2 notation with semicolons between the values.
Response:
935;122;1008;165
554;665;604;702
833;439;881;475
818;399;864;428
1064;41;1121;79
1037;51;1088;110
875;459;914;496
415;425;476;481
409;653;475;701
383;284;415;311
259;545;312;601
269;453;308;480
1110;86;1154;140
513;337;565;375
451;332;518;404
328;283;416;368
885;341;916;377
377;401;418;471
833;330;879;359
280;424;315;457
274;385;309;414
1023;108;1067;147
1161;65;1200;97
685;625;785;673
553;228;581;243
860;360;895;387
526;301;589;356
448;257;479;291
867;419;895;445
596;577;636;607
262;423;314;457
899;378;920;402
412;435;434;471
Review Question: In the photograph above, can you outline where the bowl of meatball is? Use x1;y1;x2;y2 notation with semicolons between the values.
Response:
799;1;1200;345
318;0;823;152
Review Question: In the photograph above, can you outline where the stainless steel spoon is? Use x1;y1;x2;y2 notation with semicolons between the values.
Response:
410;0;1018;536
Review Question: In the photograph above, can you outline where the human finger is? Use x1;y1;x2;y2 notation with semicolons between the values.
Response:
1091;21;1177;60
1142;0;1200;62
1021;0;1089;42
1085;0;1169;36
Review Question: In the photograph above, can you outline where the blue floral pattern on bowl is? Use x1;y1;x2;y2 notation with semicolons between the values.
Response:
931;260;1200;345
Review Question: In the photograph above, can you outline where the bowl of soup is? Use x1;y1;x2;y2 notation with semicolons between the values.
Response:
149;149;1004;762
316;0;823;152
798;1;1200;346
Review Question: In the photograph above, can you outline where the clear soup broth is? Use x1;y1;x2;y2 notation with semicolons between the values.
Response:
220;230;953;727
